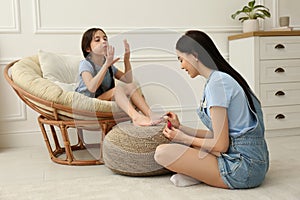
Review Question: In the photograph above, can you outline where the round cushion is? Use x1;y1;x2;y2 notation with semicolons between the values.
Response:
103;123;170;176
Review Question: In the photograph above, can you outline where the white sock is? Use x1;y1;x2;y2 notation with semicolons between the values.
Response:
170;173;201;187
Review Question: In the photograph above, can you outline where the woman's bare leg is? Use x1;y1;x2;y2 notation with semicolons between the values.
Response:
154;143;228;188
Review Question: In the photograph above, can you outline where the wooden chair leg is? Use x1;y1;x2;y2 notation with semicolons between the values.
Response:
59;124;75;164
38;116;57;160
50;124;62;152
99;121;117;161
76;128;85;149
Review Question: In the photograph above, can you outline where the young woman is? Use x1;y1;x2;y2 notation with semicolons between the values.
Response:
155;30;269;189
75;28;160;126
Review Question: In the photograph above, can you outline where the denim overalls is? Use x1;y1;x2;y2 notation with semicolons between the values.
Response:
197;89;269;189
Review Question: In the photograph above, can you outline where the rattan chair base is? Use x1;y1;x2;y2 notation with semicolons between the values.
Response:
38;115;123;165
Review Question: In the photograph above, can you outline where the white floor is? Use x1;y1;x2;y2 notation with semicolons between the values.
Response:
0;135;300;200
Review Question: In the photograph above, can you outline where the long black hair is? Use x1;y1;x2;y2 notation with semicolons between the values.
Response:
176;30;256;112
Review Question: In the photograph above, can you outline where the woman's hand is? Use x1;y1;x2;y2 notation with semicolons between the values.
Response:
163;126;190;145
123;39;130;61
164;112;180;129
104;45;120;68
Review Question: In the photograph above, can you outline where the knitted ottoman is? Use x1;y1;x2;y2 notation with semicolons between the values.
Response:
103;123;170;176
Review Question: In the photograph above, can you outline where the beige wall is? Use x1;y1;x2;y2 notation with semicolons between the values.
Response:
1;0;299;147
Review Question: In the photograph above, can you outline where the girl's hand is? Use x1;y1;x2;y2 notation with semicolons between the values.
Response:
123;39;130;61
104;45;120;68
163;126;188;144
163;112;180;129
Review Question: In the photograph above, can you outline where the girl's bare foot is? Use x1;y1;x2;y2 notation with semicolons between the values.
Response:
132;114;152;126
132;113;164;126
149;112;166;125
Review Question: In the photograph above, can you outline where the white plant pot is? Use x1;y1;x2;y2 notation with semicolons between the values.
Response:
243;19;259;33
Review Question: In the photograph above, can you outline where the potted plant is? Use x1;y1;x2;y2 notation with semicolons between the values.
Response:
231;0;271;33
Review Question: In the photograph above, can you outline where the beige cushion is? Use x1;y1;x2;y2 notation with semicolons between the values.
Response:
103;123;170;176
10;55;121;119
38;50;83;91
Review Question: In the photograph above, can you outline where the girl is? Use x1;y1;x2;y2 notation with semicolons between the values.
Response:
75;28;159;126
155;30;269;189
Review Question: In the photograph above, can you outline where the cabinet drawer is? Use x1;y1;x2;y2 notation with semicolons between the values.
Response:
260;83;300;106
260;36;300;59
260;60;300;83
263;105;300;130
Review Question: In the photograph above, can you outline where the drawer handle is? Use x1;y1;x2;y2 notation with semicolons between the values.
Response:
275;44;285;49
274;67;285;73
275;114;285;120
275;91;285;96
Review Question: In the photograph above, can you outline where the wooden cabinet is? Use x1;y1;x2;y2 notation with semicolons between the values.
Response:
228;31;300;133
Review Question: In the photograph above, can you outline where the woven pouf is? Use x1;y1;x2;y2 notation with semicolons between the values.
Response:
103;123;170;176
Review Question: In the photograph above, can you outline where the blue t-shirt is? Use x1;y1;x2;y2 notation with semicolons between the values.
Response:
75;59;118;97
203;71;256;136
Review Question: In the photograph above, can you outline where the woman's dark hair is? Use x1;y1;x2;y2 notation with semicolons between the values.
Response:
81;28;106;58
176;30;256;112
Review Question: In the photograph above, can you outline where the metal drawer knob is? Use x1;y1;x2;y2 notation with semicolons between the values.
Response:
274;67;285;73
275;44;285;49
275;114;285;119
275;91;285;96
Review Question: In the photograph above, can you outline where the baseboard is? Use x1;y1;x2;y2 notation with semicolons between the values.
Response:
0;130;44;148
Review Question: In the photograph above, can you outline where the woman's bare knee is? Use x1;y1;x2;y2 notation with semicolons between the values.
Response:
154;143;188;167
154;144;169;166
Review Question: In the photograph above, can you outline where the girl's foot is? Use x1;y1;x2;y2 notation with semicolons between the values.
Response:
132;114;152;126
132;114;164;126
149;112;167;125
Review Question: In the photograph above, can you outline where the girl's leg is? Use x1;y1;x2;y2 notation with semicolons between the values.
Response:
154;143;228;189
114;83;154;126
98;88;115;101
124;83;152;117
124;83;164;122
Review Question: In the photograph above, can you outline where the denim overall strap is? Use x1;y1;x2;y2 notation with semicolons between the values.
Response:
197;84;265;138
197;96;212;131
196;71;215;131
248;89;265;133
232;89;265;140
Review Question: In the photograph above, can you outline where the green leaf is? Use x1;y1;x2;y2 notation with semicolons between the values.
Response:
248;0;255;8
259;9;271;17
231;11;243;19
242;6;252;13
253;13;265;19
239;17;249;22
254;5;269;10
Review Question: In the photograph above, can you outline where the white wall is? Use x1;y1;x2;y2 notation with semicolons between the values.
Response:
1;0;299;147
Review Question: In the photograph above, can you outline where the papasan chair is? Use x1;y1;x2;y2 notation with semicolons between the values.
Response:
4;50;130;165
